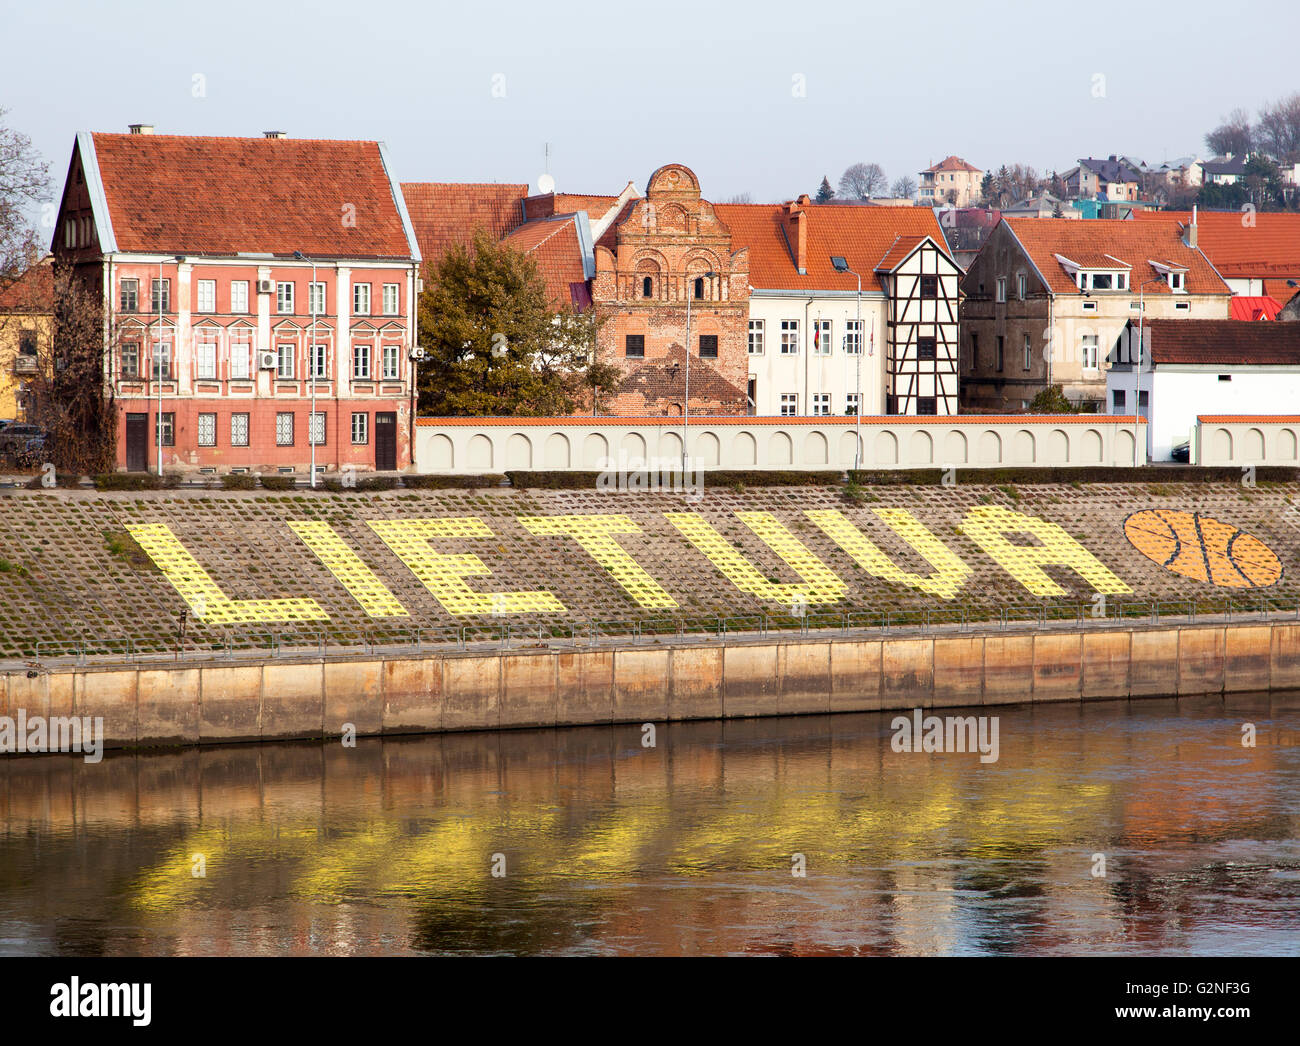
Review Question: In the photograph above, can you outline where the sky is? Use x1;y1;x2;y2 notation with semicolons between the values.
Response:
3;0;1299;211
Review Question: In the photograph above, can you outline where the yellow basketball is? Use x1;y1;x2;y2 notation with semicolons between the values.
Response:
1124;510;1282;589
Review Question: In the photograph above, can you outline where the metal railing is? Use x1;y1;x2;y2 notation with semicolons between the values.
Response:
10;594;1297;669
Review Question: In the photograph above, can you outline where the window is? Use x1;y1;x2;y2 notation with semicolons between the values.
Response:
1116;273;1127;290
231;413;250;446
1083;300;1098;312
917;397;938;416
151;342;172;380
1218;374;1232;382
1091;273;1113;290
353;343;371;380
780;319;799;355
1081;333;1099;370
121;343;139;378
812;393;831;416
353;283;371;315
1112;390;1126;411
625;334;645;358
1023;333;1032;371
120;279;139;313
382;344;400;379
230;342;251;380
196;279;216;313
846;392;860;415
1169;272;1184;291
813;319;831;355
63;218;76;250
197;413;217;447
156;412;175;447
748;319;765;355
693;277;705;300
1138;390;1149;407
276;412;295;446
780;393;798;416
1017;274;1027;300
642;276;653;298
969;331;978;370
277;343;295;379
309;412;326;446
276;282;294;313
197;341;217;380
151;279;170;313
996;335;1004;372
995;277;1007;303
1174;301;1190;311
382;284;400;314
920;274;938;299
917;337;937;361
310;343;329;379
308;282;326;315
351;413;369;445
698;334;718;359
844;320;862;355
231;281;249;314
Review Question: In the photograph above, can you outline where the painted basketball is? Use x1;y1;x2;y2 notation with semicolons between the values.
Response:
1123;510;1283;589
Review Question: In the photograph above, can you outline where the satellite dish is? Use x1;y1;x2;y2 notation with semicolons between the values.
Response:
537;173;556;194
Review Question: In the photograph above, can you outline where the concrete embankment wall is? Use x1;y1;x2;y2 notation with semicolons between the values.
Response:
4;619;1298;750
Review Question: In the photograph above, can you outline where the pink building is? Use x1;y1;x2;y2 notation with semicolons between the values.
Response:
53;127;422;474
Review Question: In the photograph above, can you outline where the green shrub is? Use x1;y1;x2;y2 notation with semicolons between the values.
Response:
258;474;297;491
220;473;257;490
403;473;505;490
93;472;163;491
506;470;602;490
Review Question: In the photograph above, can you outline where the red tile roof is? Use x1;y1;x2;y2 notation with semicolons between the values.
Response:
503;216;588;309
875;234;929;271
90;133;415;258
1003;218;1230;296
401;182;528;269
1229;295;1283;321
1134;211;1300;278
0;257;54;312
713;203;948;292
416;413;1136;426
923;155;981;174
1144;318;1300;365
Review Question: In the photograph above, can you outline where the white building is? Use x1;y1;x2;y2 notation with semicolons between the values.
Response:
1108;318;1300;461
715;199;961;416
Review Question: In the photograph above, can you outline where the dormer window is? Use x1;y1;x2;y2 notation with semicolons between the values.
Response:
1169;272;1184;291
1091;273;1113;290
1116;273;1127;290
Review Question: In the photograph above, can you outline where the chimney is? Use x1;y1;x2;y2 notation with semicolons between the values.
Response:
128;123;154;135
784;199;808;275
1185;204;1198;248
263;131;287;139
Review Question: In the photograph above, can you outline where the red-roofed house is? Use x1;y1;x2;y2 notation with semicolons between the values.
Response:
919;156;983;207
715;198;961;416
0;256;54;423
1134;210;1300;300
960;217;1232;412
54;127;422;474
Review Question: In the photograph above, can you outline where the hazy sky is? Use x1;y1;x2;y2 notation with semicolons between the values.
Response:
5;0;1299;208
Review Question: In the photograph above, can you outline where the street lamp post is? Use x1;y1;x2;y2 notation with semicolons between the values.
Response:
831;257;862;469
156;255;185;476
294;251;319;487
682;270;716;474
1133;277;1164;467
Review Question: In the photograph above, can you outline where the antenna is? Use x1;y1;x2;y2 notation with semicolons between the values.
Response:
537;143;555;195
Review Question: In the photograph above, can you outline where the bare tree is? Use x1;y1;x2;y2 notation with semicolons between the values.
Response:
722;192;754;204
0;108;50;284
838;162;887;200
1205;108;1255;157
891;175;917;200
1258;94;1300;162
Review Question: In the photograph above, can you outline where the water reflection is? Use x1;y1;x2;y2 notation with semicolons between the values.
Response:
1;693;1298;956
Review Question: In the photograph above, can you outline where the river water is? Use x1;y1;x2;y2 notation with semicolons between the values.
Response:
1;693;1297;956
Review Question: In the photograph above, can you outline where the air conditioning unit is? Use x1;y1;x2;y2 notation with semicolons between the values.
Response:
259;351;278;370
409;346;426;361
257;279;275;294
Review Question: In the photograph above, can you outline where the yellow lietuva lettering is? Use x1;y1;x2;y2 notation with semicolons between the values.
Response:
288;521;408;618
127;523;328;624
960;505;1132;597
665;511;846;605
806;508;971;600
367;518;564;615
517;514;677;610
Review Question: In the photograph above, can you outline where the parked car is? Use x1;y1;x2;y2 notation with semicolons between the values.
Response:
1171;441;1191;463
0;424;45;464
